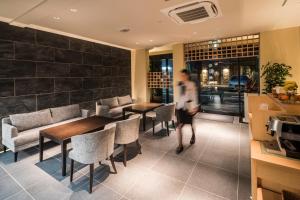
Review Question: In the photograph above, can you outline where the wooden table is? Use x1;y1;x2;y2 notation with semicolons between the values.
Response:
122;103;162;131
39;116;115;176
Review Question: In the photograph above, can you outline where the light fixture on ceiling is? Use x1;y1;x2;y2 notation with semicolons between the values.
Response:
135;42;139;45
119;28;130;33
193;31;197;35
70;8;78;12
149;39;154;42
53;16;60;20
282;0;288;6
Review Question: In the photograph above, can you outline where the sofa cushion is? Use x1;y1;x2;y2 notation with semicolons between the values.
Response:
118;95;133;106
12;117;83;147
9;109;52;131
108;107;123;117
50;104;81;123
101;97;119;108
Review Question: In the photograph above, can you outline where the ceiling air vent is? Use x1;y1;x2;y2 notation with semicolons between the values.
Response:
161;0;221;24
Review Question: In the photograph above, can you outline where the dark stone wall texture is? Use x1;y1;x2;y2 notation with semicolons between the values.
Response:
0;22;131;144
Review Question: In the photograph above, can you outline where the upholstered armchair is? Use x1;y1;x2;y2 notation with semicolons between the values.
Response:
69;124;116;193
114;114;141;167
146;104;175;136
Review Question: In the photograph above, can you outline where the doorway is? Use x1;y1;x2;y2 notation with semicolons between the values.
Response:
187;57;259;118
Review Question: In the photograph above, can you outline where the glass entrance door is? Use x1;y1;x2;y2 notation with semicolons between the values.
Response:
188;57;259;118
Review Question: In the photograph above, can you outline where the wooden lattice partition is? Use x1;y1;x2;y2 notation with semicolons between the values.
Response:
147;72;172;88
184;34;260;61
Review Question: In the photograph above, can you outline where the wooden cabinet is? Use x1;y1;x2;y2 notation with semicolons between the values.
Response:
248;95;300;200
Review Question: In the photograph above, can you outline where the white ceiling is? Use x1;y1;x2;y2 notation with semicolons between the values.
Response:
0;0;300;50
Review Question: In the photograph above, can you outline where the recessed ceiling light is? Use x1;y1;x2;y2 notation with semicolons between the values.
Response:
53;16;60;20
120;28;130;33
193;32;197;35
135;42;139;45
70;8;78;12
149;40;154;42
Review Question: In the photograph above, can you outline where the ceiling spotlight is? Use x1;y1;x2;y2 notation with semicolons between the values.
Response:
149;39;154;42
282;0;288;6
135;42;139;45
193;32;197;35
70;8;78;12
53;16;60;20
120;28;130;33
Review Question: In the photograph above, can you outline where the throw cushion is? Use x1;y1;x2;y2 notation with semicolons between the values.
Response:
50;104;81;123
118;95;133;106
100;97;119;108
9;109;52;131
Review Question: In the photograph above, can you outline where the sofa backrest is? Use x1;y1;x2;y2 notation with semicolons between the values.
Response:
50;104;81;123
9;109;52;131
117;95;133;106
100;97;119;108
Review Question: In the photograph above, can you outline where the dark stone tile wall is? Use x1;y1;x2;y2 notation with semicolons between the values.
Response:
0;22;131;146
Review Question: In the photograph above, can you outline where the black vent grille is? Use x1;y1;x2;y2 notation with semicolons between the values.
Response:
176;6;209;22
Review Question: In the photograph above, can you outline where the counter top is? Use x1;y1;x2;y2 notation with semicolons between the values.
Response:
251;140;300;171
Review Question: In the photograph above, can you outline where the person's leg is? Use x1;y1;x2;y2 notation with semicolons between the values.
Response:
176;123;184;154
190;124;195;144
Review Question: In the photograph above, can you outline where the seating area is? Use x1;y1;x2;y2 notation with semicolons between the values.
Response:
2;104;90;162
1;1;300;200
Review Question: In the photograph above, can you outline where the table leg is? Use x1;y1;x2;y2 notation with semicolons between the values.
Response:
61;141;67;176
39;134;44;162
142;113;146;131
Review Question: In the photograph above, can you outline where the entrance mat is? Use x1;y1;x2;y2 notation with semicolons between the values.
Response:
194;113;234;123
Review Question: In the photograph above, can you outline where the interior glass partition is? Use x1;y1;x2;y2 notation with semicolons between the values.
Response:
187;57;259;117
149;54;174;103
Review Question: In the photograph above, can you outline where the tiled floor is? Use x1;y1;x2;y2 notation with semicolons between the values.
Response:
0;115;251;200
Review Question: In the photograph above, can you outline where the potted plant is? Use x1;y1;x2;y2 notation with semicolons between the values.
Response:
261;62;292;93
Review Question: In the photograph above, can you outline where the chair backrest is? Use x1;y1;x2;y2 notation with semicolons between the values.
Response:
114;115;140;144
70;125;116;164
154;104;175;122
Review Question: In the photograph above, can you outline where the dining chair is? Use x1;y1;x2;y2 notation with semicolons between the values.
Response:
114;114;141;167
146;104;175;136
69;124;116;193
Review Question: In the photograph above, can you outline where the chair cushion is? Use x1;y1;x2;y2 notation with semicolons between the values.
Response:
118;95;133;106
9;109;52;131
12;117;83;147
101;97;119;108
50;104;81;123
146;111;156;118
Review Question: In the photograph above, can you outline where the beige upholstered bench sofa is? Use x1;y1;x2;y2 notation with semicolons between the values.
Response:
2;104;89;162
96;95;135;119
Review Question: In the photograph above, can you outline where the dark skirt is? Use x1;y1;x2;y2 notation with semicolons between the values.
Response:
176;109;193;125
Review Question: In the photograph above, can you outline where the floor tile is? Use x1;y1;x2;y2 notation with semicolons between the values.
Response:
124;170;185;200
187;163;238;200
0;166;7;178
69;184;122;200
96;162;148;195
199;148;239;174
35;156;62;175
141;131;177;152
0;175;23;200
5;190;33;200
118;145;165;169
179;185;226;200
27;178;72;200
9;162;54;189
152;154;196;182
